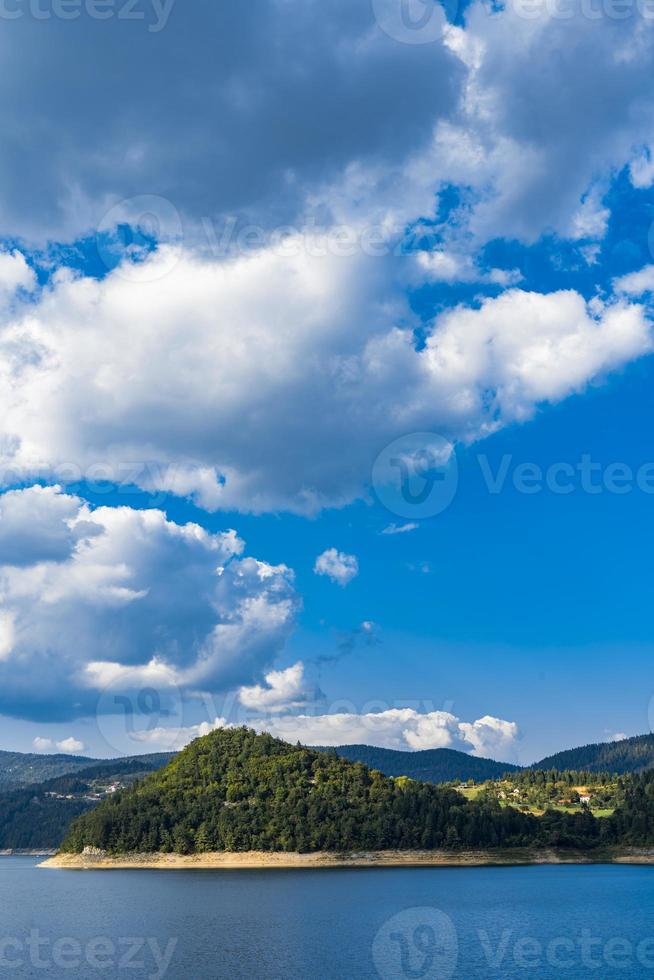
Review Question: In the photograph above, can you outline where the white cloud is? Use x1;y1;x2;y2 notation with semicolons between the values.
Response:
122;717;232;751
0;486;299;720
239;662;318;713
0;0;653;267
0;249;649;516
33;736;86;755
119;707;520;761
629;147;654;190
458;716;520;760
415;250;522;287
606;731;628;743
381;522;419;535
0;251;35;311
614;266;654;297
314;548;359;586
257;707;520;761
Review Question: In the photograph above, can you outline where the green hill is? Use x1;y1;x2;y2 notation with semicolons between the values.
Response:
318;744;520;783
534;734;654;774
61;727;540;854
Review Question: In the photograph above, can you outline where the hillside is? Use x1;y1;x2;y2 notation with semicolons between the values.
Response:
534;734;654;774
0;756;174;850
0;749;174;790
61;727;541;854
318;744;520;783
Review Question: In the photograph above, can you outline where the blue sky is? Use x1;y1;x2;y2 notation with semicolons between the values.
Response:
1;0;654;764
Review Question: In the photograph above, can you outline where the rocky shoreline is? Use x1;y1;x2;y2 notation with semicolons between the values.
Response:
40;847;654;870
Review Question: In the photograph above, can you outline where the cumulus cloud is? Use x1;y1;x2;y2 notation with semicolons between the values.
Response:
120;717;232;751
33;736;86;755
259;708;520;761
614;266;654;297
238;662;319;713
433;7;654;250
0;250;649;515
0;486;299;720
111;708;519;760
0;251;35;313
0;0;653;273
314;548;359;586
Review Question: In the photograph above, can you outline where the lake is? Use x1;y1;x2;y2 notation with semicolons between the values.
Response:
1;858;654;978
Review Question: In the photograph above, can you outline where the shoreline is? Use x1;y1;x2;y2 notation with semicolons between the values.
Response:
40;847;654;870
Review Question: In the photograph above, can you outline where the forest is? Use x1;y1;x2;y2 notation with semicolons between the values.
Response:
60;727;654;856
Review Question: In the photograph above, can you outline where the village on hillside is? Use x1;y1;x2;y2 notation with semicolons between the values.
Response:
454;771;624;817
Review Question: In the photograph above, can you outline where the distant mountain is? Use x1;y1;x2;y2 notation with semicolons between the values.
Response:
0;750;95;789
534;733;654;774
0;755;175;850
0;749;174;791
312;744;520;783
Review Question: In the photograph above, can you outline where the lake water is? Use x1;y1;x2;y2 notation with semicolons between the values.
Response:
2;858;654;978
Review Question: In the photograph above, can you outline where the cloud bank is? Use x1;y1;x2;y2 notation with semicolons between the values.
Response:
0;486;298;721
0;248;649;514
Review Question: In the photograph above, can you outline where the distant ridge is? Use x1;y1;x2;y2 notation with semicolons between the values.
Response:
0;749;174;790
313;744;520;783
533;733;654;774
4;730;654;796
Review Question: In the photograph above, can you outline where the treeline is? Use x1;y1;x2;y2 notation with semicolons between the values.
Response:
59;728;654;856
534;734;654;774
508;769;617;788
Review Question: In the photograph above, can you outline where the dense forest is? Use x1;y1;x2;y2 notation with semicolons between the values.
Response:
319;744;520;783
60;727;654;856
62;728;539;854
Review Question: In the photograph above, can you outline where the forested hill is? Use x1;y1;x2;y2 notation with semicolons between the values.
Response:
318;744;520;783
62;727;540;854
534;734;654;774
